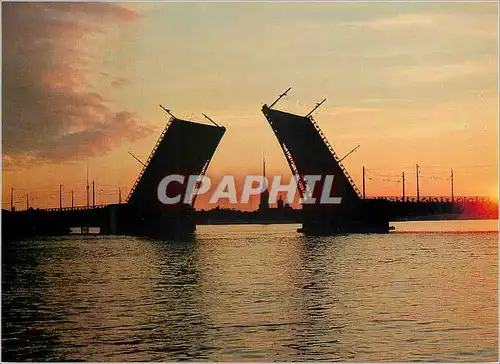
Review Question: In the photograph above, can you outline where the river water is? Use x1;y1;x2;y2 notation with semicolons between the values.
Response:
2;220;498;361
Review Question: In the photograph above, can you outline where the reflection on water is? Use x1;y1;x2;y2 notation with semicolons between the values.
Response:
392;219;499;232
2;221;498;361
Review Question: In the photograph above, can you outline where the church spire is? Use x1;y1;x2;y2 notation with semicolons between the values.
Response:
262;153;266;179
259;153;269;211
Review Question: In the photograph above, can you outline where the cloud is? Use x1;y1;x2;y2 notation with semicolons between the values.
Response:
111;77;131;88
352;13;438;30
351;11;497;39
2;154;37;172
321;107;381;117
2;2;152;167
33;111;153;162
391;58;497;85
42;2;140;22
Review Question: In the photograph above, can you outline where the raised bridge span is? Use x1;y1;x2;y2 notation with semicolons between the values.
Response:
4;100;496;240
4;109;226;240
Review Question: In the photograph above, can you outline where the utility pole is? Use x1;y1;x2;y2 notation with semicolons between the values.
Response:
86;165;90;208
416;164;420;202
92;181;95;208
362;166;366;199
402;172;405;201
26;193;29;210
59;184;63;210
119;187;122;204
451;169;454;202
10;187;14;211
71;189;74;208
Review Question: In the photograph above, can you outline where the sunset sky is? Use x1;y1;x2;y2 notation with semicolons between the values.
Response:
2;2;498;210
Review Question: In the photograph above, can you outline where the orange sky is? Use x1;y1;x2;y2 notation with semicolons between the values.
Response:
2;2;498;211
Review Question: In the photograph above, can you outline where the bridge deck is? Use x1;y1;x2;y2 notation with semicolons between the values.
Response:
262;105;360;205
128;118;226;211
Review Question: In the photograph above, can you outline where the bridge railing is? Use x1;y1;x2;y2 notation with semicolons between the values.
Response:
308;115;363;199
126;117;174;202
368;196;496;203
18;204;111;213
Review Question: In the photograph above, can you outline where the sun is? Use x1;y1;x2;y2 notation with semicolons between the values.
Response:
490;187;499;202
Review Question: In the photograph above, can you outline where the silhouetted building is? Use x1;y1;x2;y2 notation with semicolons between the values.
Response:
277;196;284;209
258;155;270;211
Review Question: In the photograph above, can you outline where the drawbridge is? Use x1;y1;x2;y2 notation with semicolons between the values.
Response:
127;107;225;210
262;89;361;205
4;106;226;240
121;106;226;237
262;88;390;234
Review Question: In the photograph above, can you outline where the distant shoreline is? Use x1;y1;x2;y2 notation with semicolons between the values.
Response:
392;214;498;222
197;215;498;225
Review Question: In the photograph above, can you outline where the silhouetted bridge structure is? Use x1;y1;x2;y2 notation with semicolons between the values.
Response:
4;107;226;240
3;97;497;240
260;88;497;233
